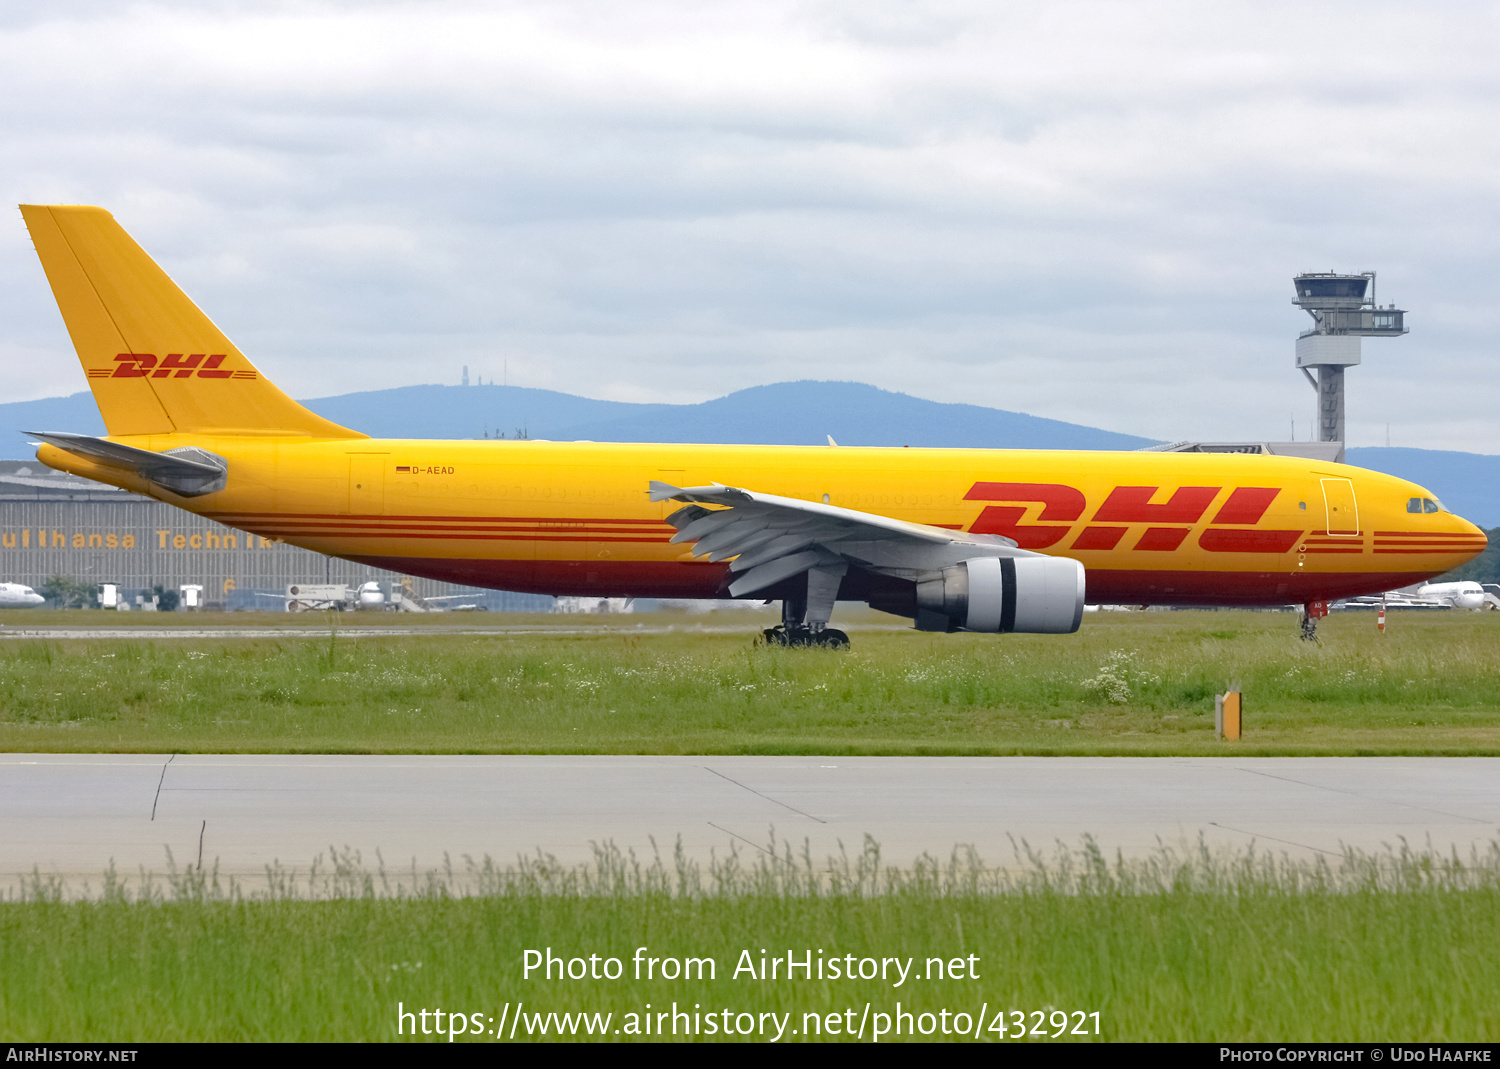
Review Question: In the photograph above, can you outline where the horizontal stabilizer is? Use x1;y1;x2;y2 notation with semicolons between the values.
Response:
27;430;227;497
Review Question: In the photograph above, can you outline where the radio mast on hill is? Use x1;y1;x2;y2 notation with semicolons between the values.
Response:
1292;272;1407;458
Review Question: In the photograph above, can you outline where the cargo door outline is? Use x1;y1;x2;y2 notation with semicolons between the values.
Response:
1320;478;1359;537
348;454;387;515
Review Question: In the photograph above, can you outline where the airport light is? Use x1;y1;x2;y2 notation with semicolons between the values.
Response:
1293;272;1407;457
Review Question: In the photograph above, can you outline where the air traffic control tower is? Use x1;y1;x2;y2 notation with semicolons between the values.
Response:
1293;272;1407;457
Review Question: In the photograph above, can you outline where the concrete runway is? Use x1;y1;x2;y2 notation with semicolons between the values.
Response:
4;754;1498;887
0;624;750;640
0;623;908;641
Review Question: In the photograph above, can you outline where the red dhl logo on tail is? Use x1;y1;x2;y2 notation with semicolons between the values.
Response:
965;482;1305;554
86;354;257;381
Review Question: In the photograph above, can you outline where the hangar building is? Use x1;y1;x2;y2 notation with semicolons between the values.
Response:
0;461;552;611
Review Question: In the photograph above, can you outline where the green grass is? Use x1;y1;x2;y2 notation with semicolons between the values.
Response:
2;609;1499;754
6;610;1496;1042
5;840;1499;1042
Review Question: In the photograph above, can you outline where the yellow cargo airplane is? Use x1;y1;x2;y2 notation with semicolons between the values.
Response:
18;205;1489;645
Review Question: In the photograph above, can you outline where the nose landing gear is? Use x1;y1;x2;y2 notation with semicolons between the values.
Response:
1300;600;1329;642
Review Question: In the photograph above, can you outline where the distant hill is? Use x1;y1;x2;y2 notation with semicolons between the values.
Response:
1345;448;1500;531
304;380;1156;450
304;384;656;442
1;381;1152;451
0;393;106;443
3;382;1494;524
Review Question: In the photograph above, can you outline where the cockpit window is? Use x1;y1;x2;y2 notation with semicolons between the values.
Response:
1407;497;1421;513
1407;497;1443;514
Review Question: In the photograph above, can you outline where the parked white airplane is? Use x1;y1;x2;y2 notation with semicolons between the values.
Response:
356;581;477;611
0;583;45;607
1414;581;1489;610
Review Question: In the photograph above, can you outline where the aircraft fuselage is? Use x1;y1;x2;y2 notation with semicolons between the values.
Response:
36;436;1487;607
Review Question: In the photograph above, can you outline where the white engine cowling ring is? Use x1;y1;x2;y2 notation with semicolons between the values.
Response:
916;556;1085;634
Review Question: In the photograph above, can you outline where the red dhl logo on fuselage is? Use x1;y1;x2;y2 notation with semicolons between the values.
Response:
964;482;1304;553
85;354;257;380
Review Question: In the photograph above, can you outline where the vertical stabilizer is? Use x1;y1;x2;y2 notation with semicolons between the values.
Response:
20;205;363;440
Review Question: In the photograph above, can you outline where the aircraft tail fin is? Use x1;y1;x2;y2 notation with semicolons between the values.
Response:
19;205;363;440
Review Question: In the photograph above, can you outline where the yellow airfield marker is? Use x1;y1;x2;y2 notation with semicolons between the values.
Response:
1215;685;1242;741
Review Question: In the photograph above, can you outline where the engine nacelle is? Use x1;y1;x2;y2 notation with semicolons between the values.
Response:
915;556;1085;634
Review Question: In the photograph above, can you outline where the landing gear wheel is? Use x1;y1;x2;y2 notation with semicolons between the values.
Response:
759;626;850;649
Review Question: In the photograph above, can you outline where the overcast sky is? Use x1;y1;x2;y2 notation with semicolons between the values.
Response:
2;0;1498;451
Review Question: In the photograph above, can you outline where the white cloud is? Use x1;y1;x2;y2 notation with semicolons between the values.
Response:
1;0;1498;450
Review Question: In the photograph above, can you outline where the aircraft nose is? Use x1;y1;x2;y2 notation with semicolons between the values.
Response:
1453;514;1488;543
1443;511;1488;564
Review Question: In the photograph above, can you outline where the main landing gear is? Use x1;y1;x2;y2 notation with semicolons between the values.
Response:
1299;600;1329;643
759;566;850;649
761;625;850;648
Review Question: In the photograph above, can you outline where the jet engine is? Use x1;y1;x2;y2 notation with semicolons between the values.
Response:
915;556;1085;634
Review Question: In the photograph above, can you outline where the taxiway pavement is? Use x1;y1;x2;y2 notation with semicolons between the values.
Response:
3;755;1497;886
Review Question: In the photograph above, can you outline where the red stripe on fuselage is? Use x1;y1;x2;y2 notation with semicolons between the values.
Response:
334;555;1448;607
203;511;671;526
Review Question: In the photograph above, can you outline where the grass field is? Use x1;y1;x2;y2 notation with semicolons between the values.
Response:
0;608;1496;755
4;839;1498;1042
4;611;1496;1043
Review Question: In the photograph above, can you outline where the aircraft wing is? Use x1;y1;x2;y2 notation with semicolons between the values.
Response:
649;480;1035;596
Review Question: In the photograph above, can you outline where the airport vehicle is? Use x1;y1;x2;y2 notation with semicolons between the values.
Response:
17;205;1490;644
253;584;354;611
0;582;45;608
